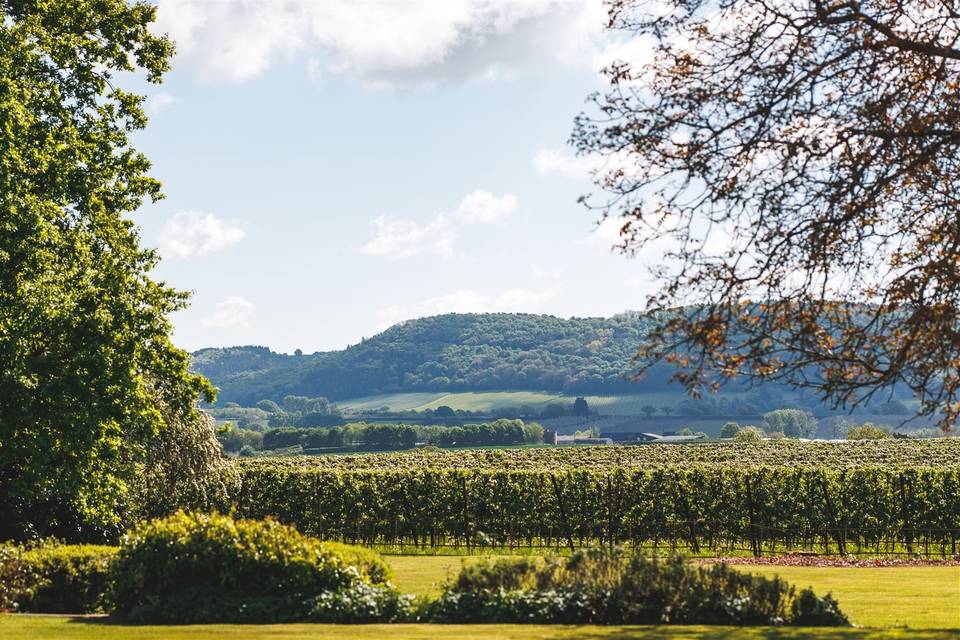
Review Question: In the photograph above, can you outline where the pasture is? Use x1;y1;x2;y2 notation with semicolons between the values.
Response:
3;559;957;639
336;391;696;414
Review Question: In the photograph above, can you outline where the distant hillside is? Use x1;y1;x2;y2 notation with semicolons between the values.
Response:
193;312;681;405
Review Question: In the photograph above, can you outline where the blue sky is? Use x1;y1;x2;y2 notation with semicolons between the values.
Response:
134;0;656;353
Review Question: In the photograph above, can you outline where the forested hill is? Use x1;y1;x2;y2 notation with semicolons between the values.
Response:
192;312;680;405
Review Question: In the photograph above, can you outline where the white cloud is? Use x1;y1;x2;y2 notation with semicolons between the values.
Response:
532;147;598;180
531;264;562;280
359;190;515;259
358;214;453;259
453;190;517;224
203;296;254;329
146;91;179;115
159;211;245;259
377;286;560;330
306;57;323;85
154;0;606;86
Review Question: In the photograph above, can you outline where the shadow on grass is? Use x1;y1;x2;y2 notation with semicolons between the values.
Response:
60;618;960;640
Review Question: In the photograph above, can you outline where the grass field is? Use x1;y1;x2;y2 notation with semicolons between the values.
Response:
5;617;959;640
385;556;959;630
3;618;957;640
2;556;956;639
337;391;699;414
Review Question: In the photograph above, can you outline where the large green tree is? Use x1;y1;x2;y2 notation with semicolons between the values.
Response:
0;0;224;540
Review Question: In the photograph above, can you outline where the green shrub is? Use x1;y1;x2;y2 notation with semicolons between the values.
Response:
846;423;891;440
791;588;850;626
0;543;116;613
310;582;415;622
107;512;401;623
734;426;765;443
320;541;393;585
720;422;741;438
427;549;849;626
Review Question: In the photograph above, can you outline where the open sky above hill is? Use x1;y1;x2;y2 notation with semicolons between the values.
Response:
134;1;662;353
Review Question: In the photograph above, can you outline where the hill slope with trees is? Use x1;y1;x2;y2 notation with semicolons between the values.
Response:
192;313;679;405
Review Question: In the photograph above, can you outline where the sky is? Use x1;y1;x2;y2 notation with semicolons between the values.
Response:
134;0;658;354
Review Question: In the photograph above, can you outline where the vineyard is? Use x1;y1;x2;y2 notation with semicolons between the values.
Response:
233;441;960;557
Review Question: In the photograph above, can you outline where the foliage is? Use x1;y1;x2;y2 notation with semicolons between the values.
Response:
127;405;236;523
310;582;414;623
720;422;741;438
734;427;765;443
233;442;960;553
241;439;960;469
573;0;960;431
218;424;265;452
573;397;590;416
0;542;116;613
256;399;281;413
763;410;818;439
0;0;222;541
427;549;849;626
261;419;543;452
107;512;398;623
316;541;393;585
847;424;892;441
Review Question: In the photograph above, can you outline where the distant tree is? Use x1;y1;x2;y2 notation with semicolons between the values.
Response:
763;409;818;439
641;405;657;419
720;422;741;439
294;349;303;357
660;406;674;417
573;397;590;417
541;403;567;419
434;406;456;419
282;395;311;413
523;422;545;444
734;427;765;443
847;423;892;440
830;418;853;440
256;399;281;414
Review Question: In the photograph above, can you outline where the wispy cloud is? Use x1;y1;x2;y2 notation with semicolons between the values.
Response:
146;91;179;115
359;190;516;259
159;211;245;259
203;296;254;329
533;147;597;180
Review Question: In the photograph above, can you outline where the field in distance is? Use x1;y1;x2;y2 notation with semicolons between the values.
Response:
337;390;724;414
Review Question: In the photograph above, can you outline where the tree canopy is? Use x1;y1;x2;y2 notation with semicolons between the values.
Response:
0;0;221;540
573;0;960;430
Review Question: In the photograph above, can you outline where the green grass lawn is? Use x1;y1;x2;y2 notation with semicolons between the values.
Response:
2;617;957;640
2;555;956;639
335;390;800;417
337;391;697;414
385;555;959;630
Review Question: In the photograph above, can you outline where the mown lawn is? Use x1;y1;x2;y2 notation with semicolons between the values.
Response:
2;617;957;640
385;555;959;629
2;555;956;639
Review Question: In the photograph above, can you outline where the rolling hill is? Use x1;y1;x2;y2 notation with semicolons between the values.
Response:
191;312;681;406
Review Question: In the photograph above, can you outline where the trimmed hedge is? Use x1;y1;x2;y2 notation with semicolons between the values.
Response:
426;549;850;626
106;512;407;623
0;543;116;613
